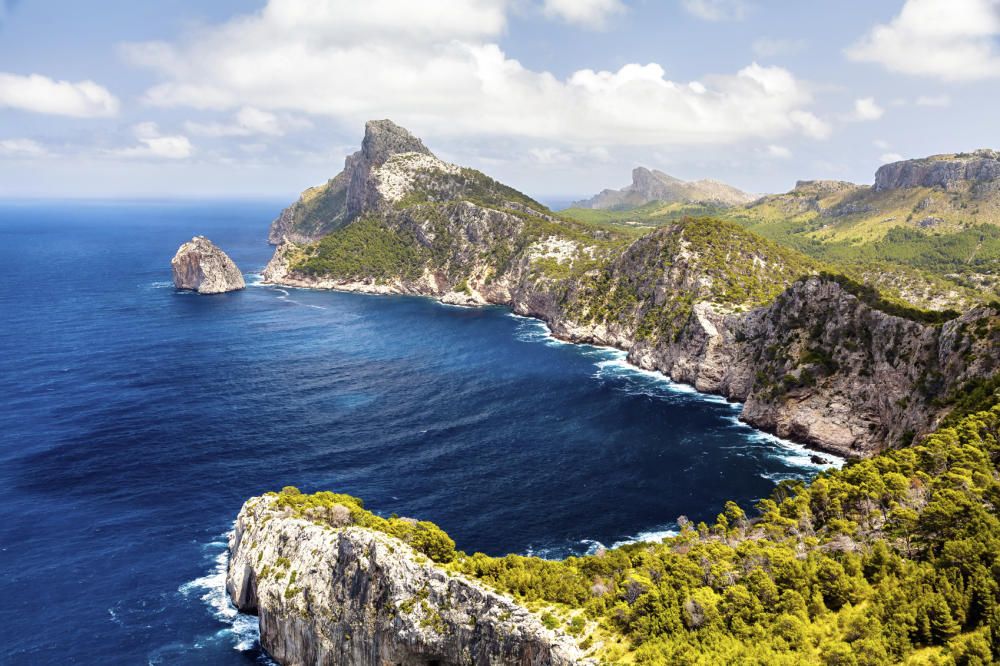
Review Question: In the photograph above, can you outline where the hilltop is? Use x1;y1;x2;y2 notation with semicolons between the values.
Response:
571;166;754;211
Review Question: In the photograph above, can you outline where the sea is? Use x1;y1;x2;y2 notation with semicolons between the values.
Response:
0;200;840;664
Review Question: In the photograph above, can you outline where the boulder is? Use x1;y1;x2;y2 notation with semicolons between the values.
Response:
171;236;245;294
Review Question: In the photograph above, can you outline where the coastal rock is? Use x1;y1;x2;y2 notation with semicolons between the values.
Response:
227;495;587;666
572;166;753;209
171;236;245;294
268;120;433;245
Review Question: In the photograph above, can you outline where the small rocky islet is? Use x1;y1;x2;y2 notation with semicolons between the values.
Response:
171;235;245;294
175;120;999;664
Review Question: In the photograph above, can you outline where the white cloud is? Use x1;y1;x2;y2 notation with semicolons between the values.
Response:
114;122;193;159
766;144;792;159
681;0;749;21
752;38;806;58
185;107;313;137
916;94;952;107
0;138;47;157
847;0;1000;81
0;72;119;117
880;152;905;163
123;0;828;149
542;0;624;28
852;97;884;121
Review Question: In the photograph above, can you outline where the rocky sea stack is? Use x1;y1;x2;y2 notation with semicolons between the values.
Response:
171;236;245;294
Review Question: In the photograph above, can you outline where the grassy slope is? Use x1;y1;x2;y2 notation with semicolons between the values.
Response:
270;400;1000;665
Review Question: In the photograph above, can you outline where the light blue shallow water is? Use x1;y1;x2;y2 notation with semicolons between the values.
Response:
0;200;837;664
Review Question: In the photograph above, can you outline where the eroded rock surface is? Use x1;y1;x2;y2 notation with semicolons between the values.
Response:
227;495;587;666
171;236;245;294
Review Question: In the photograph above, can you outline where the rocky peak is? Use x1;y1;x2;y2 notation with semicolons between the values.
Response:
573;167;752;209
873;149;1000;192
170;236;245;294
359;119;433;167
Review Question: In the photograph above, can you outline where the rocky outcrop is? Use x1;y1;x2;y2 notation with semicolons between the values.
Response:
227;495;587;666
269;120;433;245
171;236;245;294
874;149;1000;192
572;167;753;210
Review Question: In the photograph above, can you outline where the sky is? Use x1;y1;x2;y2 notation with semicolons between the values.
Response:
0;0;999;201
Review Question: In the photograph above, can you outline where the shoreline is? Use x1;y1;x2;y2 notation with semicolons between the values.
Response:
254;272;850;465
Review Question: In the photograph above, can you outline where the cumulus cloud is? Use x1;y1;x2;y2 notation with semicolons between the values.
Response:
847;0;1000;81
185;107;313;137
119;0;828;150
681;0;749;21
766;144;792;159
0;72;119;117
880;152;905;163
114;122;193;159
852;97;884;121
542;0;624;28
0;138;46;157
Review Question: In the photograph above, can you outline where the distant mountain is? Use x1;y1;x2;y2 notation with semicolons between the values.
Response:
571;166;754;210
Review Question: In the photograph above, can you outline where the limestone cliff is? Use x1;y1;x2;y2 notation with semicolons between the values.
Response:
171;236;245;294
226;494;587;666
572;167;754;210
262;121;999;457
874;149;1000;192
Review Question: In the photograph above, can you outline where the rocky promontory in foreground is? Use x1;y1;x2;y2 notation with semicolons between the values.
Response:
171;236;245;294
227;491;586;666
262;120;999;458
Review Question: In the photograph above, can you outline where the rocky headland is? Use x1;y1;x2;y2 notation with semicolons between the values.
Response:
227;492;587;666
261;120;999;459
171;236;245;294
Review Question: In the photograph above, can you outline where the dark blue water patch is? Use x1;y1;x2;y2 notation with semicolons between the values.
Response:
0;201;838;664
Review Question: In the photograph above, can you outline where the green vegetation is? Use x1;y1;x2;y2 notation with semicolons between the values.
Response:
270;486;457;563
291;216;430;281
276;403;1000;664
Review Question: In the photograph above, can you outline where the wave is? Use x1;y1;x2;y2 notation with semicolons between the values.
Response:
524;525;679;560
722;415;845;471
177;535;271;659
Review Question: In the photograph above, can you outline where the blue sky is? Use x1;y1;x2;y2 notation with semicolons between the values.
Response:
0;0;998;200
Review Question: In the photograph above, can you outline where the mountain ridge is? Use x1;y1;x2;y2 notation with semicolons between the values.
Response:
571;166;754;210
262;120;1000;459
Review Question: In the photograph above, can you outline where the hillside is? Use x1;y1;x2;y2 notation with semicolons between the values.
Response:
570;166;754;210
262;121;999;458
564;152;1000;310
235;404;1000;664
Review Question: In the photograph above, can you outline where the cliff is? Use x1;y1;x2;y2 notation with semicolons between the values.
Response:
874;149;1000;192
226;493;587;666
171;236;245;294
262;121;999;457
572;167;753;210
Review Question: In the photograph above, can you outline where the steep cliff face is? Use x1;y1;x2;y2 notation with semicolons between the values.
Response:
227;495;587;666
263;121;999;457
874;149;1000;192
572;166;753;210
269;120;433;245
171;236;245;294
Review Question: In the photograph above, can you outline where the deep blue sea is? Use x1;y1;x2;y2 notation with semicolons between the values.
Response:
0;201;839;664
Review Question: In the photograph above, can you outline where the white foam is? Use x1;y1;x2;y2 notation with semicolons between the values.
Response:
610;526;678;550
722;415;845;471
178;535;270;658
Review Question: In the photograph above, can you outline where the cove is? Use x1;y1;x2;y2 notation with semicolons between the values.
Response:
0;200;838;663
